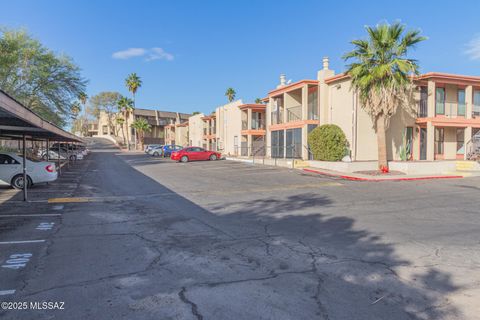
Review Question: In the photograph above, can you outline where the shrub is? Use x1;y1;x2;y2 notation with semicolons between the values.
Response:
308;124;347;161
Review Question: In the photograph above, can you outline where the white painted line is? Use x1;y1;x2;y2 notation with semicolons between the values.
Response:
0;290;15;296
0;240;45;245
0;214;61;218
52;205;64;210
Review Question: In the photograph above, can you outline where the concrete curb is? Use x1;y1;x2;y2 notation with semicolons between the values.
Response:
303;168;464;182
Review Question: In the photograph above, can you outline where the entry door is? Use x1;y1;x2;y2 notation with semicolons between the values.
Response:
420;128;427;160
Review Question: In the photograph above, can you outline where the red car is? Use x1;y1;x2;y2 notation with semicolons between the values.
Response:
171;147;222;163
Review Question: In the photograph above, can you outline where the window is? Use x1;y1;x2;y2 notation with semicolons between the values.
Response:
435;128;444;155
0;154;19;165
102;125;108;135
458;89;466;116
419;87;428;117
474;91;480;116
435;88;445;115
286;128;302;158
271;130;284;158
308;89;318;120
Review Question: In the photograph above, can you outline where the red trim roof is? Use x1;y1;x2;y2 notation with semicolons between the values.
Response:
268;80;319;96
238;103;266;110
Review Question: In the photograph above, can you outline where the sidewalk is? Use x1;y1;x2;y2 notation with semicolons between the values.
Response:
302;167;466;181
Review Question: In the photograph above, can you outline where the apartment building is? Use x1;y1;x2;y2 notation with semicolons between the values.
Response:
201;114;217;150
96;108;190;147
175;121;189;147
215;100;243;155
261;57;480;162
188;113;205;147
239;103;266;156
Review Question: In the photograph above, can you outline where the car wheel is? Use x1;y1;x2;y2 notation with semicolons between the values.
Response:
209;154;217;161
11;174;32;190
180;156;189;163
153;152;159;157
69;155;76;161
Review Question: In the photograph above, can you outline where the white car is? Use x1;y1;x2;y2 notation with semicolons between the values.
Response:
0;152;58;189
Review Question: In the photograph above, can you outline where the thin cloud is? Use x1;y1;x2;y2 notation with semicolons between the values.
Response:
465;35;480;60
112;48;146;59
146;47;174;61
112;47;174;62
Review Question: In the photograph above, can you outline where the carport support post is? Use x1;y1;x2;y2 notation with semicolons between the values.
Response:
22;134;27;202
58;141;61;176
46;139;49;161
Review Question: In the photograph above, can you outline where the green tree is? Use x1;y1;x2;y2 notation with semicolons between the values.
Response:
308;124;348;161
0;28;87;126
255;98;263;104
225;88;236;102
343;22;425;170
131;118;151;150
125;73;142;149
117;96;135;148
192;111;201;115
90;92;121;135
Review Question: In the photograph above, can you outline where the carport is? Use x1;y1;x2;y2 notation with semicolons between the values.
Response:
0;89;84;201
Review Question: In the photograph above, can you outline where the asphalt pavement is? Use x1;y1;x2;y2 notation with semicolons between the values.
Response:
0;137;479;319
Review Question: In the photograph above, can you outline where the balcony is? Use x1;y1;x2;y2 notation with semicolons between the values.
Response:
474;105;480;117
203;128;208;135
242;120;248;130
286;105;302;122
418;99;428;117
251;118;265;130
436;103;466;118
210;126;216;134
271;110;283;125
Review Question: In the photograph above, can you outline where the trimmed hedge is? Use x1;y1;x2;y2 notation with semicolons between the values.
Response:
308;124;347;161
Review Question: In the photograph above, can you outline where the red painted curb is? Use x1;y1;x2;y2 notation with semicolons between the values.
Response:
303;168;463;182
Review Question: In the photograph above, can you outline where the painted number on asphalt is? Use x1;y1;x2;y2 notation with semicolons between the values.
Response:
36;222;55;231
1;253;32;270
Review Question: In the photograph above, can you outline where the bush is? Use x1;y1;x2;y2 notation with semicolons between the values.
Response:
308;124;347;161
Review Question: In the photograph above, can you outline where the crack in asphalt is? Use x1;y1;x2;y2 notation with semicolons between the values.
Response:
179;287;204;320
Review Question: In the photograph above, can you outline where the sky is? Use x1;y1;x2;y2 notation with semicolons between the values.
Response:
2;0;480;116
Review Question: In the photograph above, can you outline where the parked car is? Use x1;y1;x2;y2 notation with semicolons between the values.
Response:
161;145;183;157
145;144;162;153
0;152;57;189
149;145;164;157
171;147;222;163
38;149;68;161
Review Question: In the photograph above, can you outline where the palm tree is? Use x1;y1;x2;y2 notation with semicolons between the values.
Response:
71;101;81;119
117;96;135;149
78;92;88;136
131;118;151;150
125;73;142;149
225;88;236;102
343;22;425;171
255;98;262;104
115;117;126;146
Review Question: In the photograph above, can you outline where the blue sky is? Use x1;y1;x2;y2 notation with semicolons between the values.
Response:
2;0;480;116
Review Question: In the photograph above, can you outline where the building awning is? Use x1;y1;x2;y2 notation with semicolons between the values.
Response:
0;89;83;142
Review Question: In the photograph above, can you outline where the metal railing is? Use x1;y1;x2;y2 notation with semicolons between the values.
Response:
466;133;480;161
251;118;265;130
210;126;216;134
473;105;480;117
271;110;283;125
418;99;428;117
286;105;302;122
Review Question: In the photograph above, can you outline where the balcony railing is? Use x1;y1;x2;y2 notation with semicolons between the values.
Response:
443;103;466;118
474;105;480;117
211;126;216;134
242;120;248;130
286;105;302;122
251;118;265;130
271;110;283;125
418;99;428;117
203;128;208;135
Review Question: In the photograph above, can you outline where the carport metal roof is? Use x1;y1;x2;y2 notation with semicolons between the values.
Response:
0;89;83;142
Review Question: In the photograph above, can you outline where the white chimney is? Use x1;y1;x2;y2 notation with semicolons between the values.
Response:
279;74;286;87
322;57;329;70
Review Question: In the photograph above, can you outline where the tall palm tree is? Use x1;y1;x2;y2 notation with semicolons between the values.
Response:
343;22;425;171
255;98;262;104
125;73;142;149
131;118;151;150
117;96;135;149
71;101;81;119
78;92;88;136
225;88;236;102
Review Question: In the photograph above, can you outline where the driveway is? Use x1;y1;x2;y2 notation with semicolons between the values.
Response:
0;137;479;319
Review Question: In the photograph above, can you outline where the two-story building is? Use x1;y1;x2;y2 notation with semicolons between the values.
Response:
201;114;217;150
239;103;266;156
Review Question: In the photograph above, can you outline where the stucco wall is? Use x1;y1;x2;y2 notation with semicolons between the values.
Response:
175;126;189;147
188;113;205;147
215;100;243;155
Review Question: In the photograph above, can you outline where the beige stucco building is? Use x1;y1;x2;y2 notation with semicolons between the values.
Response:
188;113;205;147
95;108;190;148
214;100;243;155
261;57;480;163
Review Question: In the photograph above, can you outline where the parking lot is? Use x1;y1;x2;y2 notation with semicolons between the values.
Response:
1;137;480;319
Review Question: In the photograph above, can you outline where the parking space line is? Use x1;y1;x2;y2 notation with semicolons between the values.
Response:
0;214;62;218
0;290;16;296
0;240;45;245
